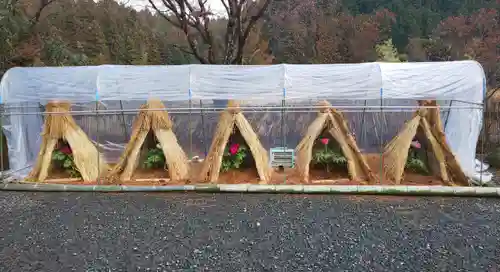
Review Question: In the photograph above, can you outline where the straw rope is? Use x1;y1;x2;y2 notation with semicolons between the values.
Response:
295;100;374;183
383;100;469;186
27;101;109;182
197;100;272;183
108;99;188;182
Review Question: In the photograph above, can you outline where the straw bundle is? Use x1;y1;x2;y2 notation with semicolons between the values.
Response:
197;100;272;183
27;101;109;182
108;99;189;182
382;100;469;185
295;100;374;183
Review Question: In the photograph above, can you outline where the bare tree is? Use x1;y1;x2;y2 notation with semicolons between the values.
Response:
148;0;271;64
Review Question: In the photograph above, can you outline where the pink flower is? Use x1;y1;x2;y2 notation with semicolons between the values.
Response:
60;145;72;155
320;138;329;145
229;143;240;155
411;141;421;149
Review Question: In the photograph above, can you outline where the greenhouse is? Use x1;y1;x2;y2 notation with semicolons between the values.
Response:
0;60;489;186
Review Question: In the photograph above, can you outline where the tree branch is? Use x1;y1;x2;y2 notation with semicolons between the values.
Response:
29;0;57;30
220;0;229;15
151;0;270;64
150;0;181;28
148;0;209;63
232;0;271;64
197;0;215;63
222;0;236;63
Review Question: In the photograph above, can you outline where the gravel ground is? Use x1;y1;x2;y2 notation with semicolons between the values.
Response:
0;193;499;272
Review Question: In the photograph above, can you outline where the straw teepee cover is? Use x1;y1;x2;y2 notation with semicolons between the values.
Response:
382;100;469;186
27;101;109;182
108;99;189;181
197;100;272;183
295;100;374;183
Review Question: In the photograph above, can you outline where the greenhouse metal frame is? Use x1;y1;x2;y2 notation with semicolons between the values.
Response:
0;60;488;185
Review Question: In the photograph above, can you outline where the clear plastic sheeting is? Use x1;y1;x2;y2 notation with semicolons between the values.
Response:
0;66;100;103
379;61;484;101
190;65;285;101
284;63;382;100
98;65;191;101
0;61;486;182
0;61;485;103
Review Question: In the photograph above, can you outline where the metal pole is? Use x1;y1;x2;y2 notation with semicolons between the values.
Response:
200;101;207;156
119;100;129;142
0;103;4;173
360;100;368;149
443;100;453;132
95;100;100;184
188;98;193;158
281;87;287;184
480;83;487;186
281;99;286;149
0;105;483;117
281;98;286;184
379;91;384;185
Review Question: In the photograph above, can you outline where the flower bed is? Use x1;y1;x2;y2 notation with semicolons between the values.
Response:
129;141;170;181
308;135;348;180
143;143;166;170
405;140;429;175
217;141;257;183
214;127;263;183
49;141;81;179
221;143;248;172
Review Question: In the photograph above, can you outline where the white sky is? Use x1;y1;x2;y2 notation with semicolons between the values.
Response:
127;0;226;14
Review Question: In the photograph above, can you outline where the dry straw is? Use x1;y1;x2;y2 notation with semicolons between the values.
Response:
108;99;189;182
27;101;109;182
383;100;469;186
295;100;375;183
197;100;272;183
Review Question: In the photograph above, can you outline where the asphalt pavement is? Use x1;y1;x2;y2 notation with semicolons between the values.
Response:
0;192;499;271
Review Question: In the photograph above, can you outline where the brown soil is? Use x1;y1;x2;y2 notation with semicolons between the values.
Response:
268;168;355;185
364;153;444;186
38;153;446;186
44;163;187;186
214;167;355;185
130;167;169;180
217;168;260;184
45;168;83;182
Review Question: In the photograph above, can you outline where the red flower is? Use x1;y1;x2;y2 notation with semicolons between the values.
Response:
320;138;329;145
229;143;240;155
60;145;72;155
411;141;421;149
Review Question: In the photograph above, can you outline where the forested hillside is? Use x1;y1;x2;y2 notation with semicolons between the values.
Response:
0;0;498;85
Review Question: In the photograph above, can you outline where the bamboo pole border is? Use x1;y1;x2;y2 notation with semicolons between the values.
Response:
1;182;499;197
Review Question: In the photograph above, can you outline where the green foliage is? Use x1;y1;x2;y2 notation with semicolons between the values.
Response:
405;157;429;175
376;39;402;62
340;0;497;50
143;147;166;169
405;148;429;175
312;139;347;172
0;0;32;72
0;0;497;86
51;150;81;178
313;148;347;165
43;37;91;66
221;144;248;172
